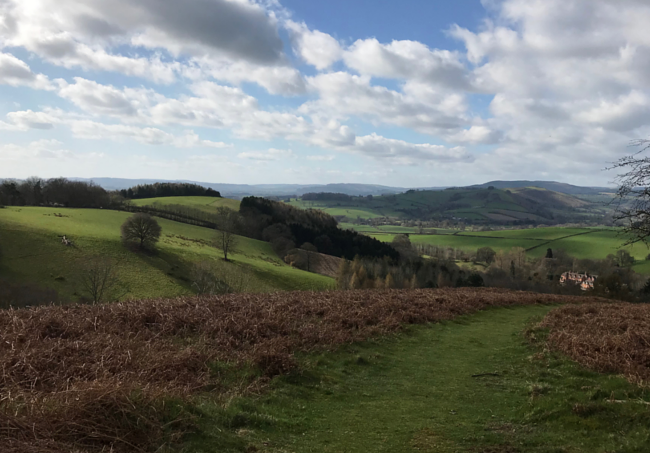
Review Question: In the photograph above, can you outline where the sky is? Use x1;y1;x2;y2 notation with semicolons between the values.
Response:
1;0;649;187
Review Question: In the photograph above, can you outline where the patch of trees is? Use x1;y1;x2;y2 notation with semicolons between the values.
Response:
336;256;483;290
239;196;399;261
302;192;352;202
0;177;110;208
120;182;220;200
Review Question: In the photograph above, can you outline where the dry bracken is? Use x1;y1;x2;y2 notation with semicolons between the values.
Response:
541;303;650;386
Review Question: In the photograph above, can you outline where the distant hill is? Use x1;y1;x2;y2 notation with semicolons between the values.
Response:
290;186;609;225
66;177;616;199
73;178;405;197
467;180;614;195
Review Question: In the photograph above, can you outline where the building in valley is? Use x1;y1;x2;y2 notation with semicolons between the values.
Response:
560;272;597;291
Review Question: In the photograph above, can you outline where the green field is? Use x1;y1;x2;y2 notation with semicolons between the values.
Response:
338;223;443;234
0;206;333;302
458;227;594;240
187;306;650;452
131;195;241;212
368;227;650;271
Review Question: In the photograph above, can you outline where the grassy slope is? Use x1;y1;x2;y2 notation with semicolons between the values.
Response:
131;196;241;212
0;206;332;302
187;305;650;452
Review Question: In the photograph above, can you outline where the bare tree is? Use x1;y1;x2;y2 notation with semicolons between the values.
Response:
121;213;162;250
609;139;650;244
608;139;650;244
300;242;318;272
214;207;240;261
77;257;125;304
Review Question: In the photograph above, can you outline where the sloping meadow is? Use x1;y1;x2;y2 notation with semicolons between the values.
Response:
0;288;608;452
541;303;650;386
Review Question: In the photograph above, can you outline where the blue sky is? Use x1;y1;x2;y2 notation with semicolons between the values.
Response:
1;0;649;187
281;0;486;50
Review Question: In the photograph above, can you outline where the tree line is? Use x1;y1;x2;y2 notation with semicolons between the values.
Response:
119;182;220;200
302;192;352;201
0;177;112;208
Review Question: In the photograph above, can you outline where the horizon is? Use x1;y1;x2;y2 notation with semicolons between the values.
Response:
1;0;648;186
0;176;618;191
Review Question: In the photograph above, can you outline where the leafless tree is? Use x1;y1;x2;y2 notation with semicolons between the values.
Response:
300;242;318;272
610;139;650;244
77;257;125;304
214;207;240;261
121;213;162;250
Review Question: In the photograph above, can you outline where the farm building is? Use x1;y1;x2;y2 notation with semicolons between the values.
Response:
560;272;597;290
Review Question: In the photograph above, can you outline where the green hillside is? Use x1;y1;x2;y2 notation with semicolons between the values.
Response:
131;195;240;212
289;187;607;224
0;206;333;303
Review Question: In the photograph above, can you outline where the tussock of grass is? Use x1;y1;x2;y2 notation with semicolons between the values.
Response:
0;288;607;452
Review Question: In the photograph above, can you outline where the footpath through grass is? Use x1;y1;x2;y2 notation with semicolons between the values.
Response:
187;305;650;453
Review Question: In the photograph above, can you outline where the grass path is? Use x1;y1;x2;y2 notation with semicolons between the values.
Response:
189;305;650;452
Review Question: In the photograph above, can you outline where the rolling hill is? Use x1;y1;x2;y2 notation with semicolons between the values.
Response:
290;187;608;225
0;206;333;305
467;180;614;195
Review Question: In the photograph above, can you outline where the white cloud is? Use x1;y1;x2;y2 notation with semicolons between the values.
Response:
57;78;148;116
238;148;293;161
306;155;336;161
303;72;468;136
351;133;473;165
6;110;57;130
343;38;470;90
0;139;75;160
445;125;502;145
286;21;343;70
0;52;52;89
68;120;231;148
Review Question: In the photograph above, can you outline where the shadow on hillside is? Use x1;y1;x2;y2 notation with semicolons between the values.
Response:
135;249;196;293
0;277;63;309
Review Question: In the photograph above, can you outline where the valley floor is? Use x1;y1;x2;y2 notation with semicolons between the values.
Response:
189;305;650;453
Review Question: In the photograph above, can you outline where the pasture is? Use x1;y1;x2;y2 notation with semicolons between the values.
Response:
0;206;333;303
368;227;650;271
